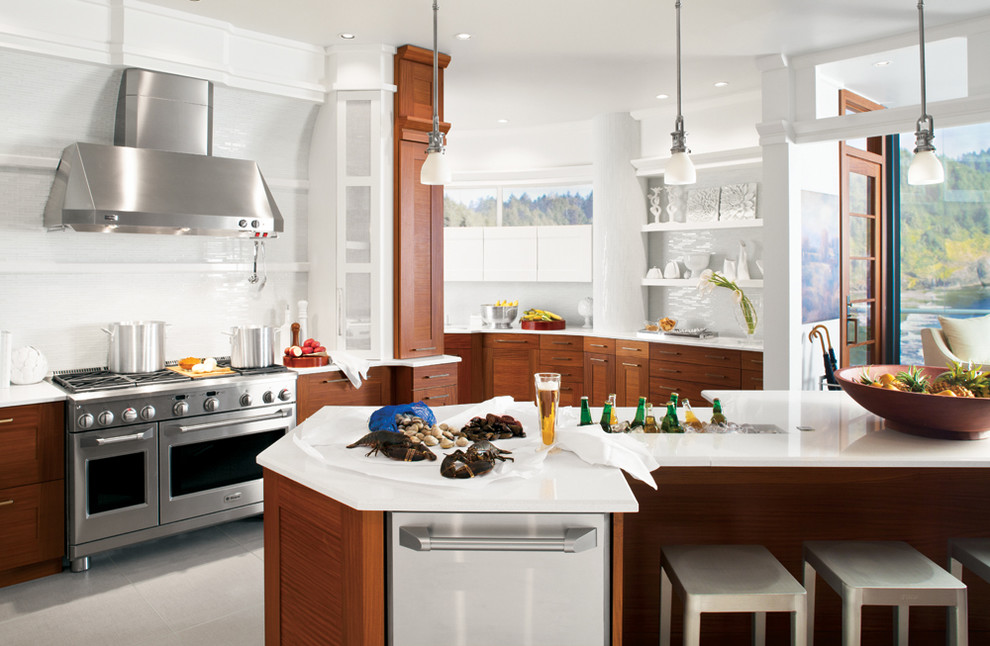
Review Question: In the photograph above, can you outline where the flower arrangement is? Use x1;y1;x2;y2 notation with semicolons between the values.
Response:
697;269;758;335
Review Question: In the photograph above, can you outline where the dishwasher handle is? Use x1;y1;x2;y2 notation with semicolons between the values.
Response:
398;526;597;554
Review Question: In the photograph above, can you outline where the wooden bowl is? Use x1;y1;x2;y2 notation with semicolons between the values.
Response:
283;354;330;368
834;364;990;440
521;319;566;330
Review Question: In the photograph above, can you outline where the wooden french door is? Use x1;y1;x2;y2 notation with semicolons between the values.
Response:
839;90;887;367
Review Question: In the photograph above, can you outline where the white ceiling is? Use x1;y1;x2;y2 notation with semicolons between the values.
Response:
143;0;990;130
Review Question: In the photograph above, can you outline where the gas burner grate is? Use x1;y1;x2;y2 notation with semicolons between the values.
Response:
53;368;190;393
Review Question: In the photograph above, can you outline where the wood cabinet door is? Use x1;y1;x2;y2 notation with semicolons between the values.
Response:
615;358;649;407
0;480;64;573
297;367;392;422
483;346;539;401
0;403;64;489
584;352;615;405
394;139;444;360
444;333;482;404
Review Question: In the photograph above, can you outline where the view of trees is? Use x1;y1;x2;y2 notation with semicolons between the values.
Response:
444;187;593;227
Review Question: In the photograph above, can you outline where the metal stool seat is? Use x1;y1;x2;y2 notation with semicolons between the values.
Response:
948;538;990;644
660;544;807;646
803;540;967;646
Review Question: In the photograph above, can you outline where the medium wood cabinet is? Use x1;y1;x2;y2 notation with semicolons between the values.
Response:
394;363;458;407
583;336;616;406
648;343;756;407
482;334;539;402
0;402;65;588
393;45;450;360
296;367;393;423
537;335;585;407
615;340;650;406
444;332;482;404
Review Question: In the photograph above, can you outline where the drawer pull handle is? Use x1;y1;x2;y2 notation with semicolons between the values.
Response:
423;394;449;401
413;346;437;352
704;354;728;360
399;526;597;553
656;350;680;356
589;357;606;363
705;373;728;379
496;340;527;344
0;499;13;507
551;357;574;361
322;377;351;384
621;362;641;367
659;368;679;374
552;341;574;345
0;418;13;424
424;373;451;379
589;343;607;348
620;346;642;352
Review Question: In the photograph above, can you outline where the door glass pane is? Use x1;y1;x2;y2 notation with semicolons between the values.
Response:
848;343;870;367
88;453;146;514
846;137;869;151
850;260;873;300
848;174;873;215
170;430;284;497
345;272;371;350
345;100;371;177
346;186;371;263
850;301;874;341
849;215;873;258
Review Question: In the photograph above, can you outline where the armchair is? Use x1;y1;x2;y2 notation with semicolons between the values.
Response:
921;327;962;367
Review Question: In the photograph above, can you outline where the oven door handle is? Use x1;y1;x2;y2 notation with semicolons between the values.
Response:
95;430;153;445
398;526;597;553
176;409;292;433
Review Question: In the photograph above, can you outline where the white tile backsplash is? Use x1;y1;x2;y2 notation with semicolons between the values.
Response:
0;49;319;371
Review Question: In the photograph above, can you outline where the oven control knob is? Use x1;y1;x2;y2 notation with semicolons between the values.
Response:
173;401;189;416
239;393;253;407
98;410;114;426
78;413;95;429
278;388;292;402
122;408;138;423
262;390;275;404
140;405;156;421
204;397;220;412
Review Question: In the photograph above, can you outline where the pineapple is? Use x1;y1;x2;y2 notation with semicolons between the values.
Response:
859;369;877;386
932;361;982;398
894;366;930;393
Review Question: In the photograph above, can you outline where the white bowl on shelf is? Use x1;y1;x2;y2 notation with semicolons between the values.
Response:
683;253;711;278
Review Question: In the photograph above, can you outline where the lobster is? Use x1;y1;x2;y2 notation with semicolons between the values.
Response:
346;430;436;462
439;440;513;478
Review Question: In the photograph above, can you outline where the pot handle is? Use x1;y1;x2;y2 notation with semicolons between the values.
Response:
101;327;114;338
221;331;234;337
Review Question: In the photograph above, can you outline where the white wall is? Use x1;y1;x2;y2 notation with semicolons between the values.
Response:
447;120;593;176
0;49;318;370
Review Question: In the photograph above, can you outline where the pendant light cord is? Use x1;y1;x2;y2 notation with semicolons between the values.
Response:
915;0;935;148
432;0;440;138
675;0;683;133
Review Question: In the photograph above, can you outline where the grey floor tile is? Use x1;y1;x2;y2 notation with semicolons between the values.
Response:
108;525;245;584
218;515;265;553
0;553;129;622
170;604;264;646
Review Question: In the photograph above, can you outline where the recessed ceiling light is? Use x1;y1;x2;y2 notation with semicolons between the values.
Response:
873;60;892;67
713;81;729;88
656;93;670;100
455;33;472;40
338;33;356;40
497;119;509;124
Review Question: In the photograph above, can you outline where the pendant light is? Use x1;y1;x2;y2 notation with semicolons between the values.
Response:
420;0;451;185
907;0;944;185
665;0;696;185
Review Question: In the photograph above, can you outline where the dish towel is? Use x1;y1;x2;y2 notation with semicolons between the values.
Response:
554;418;660;489
327;351;371;388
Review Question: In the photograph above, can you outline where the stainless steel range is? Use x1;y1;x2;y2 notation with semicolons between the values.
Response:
53;360;296;572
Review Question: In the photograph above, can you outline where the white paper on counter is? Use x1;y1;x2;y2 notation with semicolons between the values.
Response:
553;423;660;489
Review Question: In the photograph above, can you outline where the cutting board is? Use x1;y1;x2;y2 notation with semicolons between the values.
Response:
166;365;236;379
521;319;566;330
283;354;329;368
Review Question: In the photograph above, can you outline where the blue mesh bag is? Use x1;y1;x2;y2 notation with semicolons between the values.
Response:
368;401;437;432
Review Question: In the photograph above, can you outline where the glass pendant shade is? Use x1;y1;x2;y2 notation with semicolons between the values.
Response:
908;149;944;185
665;151;697;185
420;150;452;185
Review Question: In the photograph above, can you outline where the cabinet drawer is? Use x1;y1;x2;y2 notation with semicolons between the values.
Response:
649;359;740;388
539;349;584;366
740;351;764;372
298;368;391;421
483;334;539;349
0;480;64;572
415;384;458;406
409;363;457;389
615;340;650;359
444;333;474;350
741;369;764;390
649;380;708;409
540;335;584;351
0;403;64;490
649;343;740;369
583;337;615;353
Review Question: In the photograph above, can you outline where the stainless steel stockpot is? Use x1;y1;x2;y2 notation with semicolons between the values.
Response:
102;321;167;373
225;325;279;368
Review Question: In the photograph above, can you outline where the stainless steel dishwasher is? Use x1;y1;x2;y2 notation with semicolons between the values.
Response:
388;511;610;646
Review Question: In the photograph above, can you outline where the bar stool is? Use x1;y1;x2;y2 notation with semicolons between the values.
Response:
948;538;990;644
660;544;807;646
803;540;968;646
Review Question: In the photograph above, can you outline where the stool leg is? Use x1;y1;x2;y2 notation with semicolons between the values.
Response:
793;600;808;646
948;557;963;646
683;598;701;646
950;588;968;646
842;593;862;646
894;605;908;645
752;612;766;646
803;561;817;646
660;566;672;646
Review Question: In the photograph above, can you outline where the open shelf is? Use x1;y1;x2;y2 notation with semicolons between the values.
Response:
642;278;764;288
642;219;763;233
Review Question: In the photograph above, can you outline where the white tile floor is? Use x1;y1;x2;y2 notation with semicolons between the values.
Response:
0;517;265;646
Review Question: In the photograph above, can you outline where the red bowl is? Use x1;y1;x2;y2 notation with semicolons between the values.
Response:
834;365;990;440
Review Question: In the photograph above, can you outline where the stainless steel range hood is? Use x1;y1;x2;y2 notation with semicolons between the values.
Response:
44;68;283;237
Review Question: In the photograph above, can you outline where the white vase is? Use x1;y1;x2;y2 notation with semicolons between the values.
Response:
736;241;751;280
722;259;736;281
663;261;681;279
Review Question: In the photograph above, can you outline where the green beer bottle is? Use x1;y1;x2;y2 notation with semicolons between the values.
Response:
600;400;614;433
631;396;647;429
579;396;593;425
710;398;727;426
660;402;681;433
643;403;659;433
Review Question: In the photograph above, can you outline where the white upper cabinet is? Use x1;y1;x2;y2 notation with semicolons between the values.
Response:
444;228;484;282
482;227;538;281
444;224;592;283
537;225;592;282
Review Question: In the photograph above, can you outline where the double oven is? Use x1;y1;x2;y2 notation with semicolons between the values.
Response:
54;364;296;572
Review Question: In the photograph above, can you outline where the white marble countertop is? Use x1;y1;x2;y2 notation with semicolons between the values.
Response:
444;325;763;351
284;354;461;375
635;389;990;468
0;381;66;407
258;402;639;514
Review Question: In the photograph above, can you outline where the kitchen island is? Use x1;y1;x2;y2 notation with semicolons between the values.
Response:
259;391;990;645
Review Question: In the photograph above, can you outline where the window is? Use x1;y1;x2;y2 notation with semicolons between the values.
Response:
898;122;990;364
444;184;593;227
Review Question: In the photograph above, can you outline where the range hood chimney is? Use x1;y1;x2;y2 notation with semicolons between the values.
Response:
44;68;283;237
